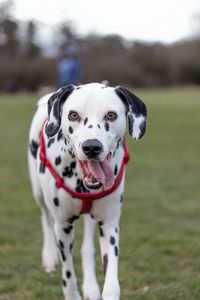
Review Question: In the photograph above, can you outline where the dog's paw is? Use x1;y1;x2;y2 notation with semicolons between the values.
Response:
42;248;59;275
43;265;56;276
65;291;82;300
102;283;120;300
82;282;101;300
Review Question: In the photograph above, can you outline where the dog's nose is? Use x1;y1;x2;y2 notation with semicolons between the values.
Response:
82;139;103;159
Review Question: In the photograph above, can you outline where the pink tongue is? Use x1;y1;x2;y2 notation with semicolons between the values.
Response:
88;160;114;190
100;160;115;189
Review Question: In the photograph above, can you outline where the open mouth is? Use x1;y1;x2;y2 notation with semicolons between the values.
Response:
78;153;114;191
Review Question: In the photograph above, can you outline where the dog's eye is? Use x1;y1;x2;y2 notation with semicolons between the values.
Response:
68;111;81;122
104;111;118;121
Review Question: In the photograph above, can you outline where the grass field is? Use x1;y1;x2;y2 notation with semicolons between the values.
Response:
0;87;200;300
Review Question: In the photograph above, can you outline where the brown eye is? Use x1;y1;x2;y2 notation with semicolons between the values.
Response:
68;110;81;122
105;111;118;121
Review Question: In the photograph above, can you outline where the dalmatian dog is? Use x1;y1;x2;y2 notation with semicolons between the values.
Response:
28;83;147;300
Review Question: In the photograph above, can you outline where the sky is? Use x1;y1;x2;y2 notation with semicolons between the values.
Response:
4;0;200;43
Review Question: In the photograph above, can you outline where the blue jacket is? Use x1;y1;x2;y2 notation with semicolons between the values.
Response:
57;58;81;87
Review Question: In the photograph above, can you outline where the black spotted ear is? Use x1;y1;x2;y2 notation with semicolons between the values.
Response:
115;86;147;140
45;85;75;137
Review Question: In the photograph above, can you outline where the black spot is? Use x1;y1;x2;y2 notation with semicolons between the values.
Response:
99;225;104;237
117;138;121;149
114;246;118;256
58;240;66;261
66;270;71;279
63;279;67;287
114;165;118;175
98;221;104;237
64;138;68;145
69;126;73;134
59;240;64;249
53;197;59;206
59;248;66;261
120;194;124;203
105;122;109;132
67;215;79;224
84;117;88;125
68;148;75;158
88;125;93;128
47;137;55;148
90;214;95;219
76;86;81;90
98;220;104;226
110;236;116;245
115;227;118;233
63;225;73;234
62;165;74;178
57;129;63;141
103;254;108;276
39;162;45;173
97;124;101;129
70;161;76;169
29;140;39;159
55;156;62;165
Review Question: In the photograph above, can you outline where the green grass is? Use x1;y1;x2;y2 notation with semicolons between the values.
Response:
0;87;200;300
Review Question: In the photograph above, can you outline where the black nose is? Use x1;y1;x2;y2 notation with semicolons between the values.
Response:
82;139;103;159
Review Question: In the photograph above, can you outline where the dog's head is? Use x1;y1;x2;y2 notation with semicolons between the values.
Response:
45;83;147;190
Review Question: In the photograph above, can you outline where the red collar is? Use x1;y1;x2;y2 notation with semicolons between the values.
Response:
39;120;129;214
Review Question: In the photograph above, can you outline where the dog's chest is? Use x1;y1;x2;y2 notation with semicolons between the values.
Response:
37;130;124;217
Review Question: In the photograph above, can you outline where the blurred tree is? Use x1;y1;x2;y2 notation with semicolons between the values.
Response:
58;21;77;49
0;0;13;20
0;1;199;90
101;34;125;51
24;20;41;58
0;0;19;56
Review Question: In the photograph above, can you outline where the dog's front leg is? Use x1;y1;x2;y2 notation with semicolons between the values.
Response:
54;222;82;300
81;215;101;300
99;221;120;300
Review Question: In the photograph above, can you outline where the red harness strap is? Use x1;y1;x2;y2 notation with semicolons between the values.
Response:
39;120;129;214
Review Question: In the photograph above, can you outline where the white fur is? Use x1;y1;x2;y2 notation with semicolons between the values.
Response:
132;114;146;140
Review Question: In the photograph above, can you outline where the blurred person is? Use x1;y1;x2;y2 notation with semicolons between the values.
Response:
57;46;82;88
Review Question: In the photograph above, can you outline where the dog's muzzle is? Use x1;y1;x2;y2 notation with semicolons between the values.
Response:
78;140;114;190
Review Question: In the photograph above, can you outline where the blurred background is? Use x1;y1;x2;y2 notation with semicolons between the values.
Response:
0;0;200;92
0;1;200;300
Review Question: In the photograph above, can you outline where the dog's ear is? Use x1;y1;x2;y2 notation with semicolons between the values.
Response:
45;85;75;137
115;86;147;140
